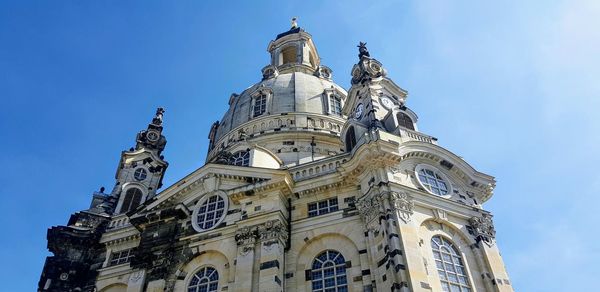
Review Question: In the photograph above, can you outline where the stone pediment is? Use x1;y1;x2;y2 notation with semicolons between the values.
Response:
131;163;293;217
397;141;496;202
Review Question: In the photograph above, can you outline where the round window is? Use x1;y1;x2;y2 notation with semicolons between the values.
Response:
415;164;452;196
133;168;147;181
191;192;228;232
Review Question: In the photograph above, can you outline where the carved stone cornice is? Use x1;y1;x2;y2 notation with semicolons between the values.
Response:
469;214;496;245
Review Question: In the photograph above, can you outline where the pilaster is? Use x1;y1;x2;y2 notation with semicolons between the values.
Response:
234;226;258;292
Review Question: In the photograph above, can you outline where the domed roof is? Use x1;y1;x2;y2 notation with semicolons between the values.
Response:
214;71;347;142
206;26;349;166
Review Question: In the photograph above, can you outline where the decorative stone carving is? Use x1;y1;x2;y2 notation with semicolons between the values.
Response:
389;192;414;223
152;107;165;126
258;220;288;243
261;65;279;80
235;220;288;255
135;107;167;154
235;226;258;255
314;65;332;79
356;194;383;223
129;270;144;284
357;42;370;59
432;209;448;223
469;214;496;245
350;56;387;85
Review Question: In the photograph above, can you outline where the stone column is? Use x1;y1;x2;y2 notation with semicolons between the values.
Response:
256;220;287;292
234;226;258;292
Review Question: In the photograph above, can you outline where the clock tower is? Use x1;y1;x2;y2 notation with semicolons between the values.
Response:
109;108;169;215
342;42;421;152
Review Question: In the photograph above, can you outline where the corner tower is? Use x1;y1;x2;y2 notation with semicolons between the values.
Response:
39;108;169;292
109;108;169;214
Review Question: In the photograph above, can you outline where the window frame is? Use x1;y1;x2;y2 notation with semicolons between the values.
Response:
187;266;219;292
328;94;342;116
119;187;143;214
109;248;134;266
431;235;473;292
415;164;452;197
345;126;357;152
133;167;148;181
308;197;339;217
310;250;348;292
253;94;267;117
229;150;250;166
396;111;415;130
191;192;229;233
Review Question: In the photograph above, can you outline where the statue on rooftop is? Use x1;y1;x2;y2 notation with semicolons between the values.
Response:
152;107;165;126
358;41;370;59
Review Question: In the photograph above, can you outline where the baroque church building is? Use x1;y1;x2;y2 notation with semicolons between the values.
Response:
39;23;512;292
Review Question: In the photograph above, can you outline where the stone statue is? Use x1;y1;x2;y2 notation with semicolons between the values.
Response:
358;41;370;59
152;107;165;126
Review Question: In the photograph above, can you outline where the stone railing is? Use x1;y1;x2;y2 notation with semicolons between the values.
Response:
107;214;130;230
399;128;438;145
290;154;350;181
207;112;346;160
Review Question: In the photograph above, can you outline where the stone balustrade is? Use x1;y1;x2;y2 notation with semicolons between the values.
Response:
290;154;350;181
107;214;130;230
208;113;345;160
399;128;438;145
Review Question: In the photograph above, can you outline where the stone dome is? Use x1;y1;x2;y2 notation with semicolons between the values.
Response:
206;27;349;167
214;72;347;142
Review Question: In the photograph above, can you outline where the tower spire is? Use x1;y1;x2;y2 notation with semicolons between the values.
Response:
135;107;167;155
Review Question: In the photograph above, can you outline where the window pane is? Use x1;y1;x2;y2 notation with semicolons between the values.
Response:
431;236;471;292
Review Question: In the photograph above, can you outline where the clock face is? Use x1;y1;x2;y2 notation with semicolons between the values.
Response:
354;103;364;119
381;97;394;109
134;168;148;181
146;130;160;142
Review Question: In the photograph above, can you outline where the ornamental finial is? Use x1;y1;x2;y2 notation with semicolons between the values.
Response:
358;41;370;59
152;107;165;126
291;17;298;29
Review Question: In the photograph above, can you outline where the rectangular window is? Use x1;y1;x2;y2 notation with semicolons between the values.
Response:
253;94;267;117
109;249;134;266
329;95;342;116
308;197;339;217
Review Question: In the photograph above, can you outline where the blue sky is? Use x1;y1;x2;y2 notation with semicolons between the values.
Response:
1;1;598;291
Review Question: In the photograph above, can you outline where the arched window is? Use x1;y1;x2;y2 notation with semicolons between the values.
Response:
188;266;219;292
281;46;297;65
310;250;348;292
329;95;342;116
345;127;356;152
193;194;227;232
229;151;250;166
253;94;267;117
431;236;472;292
397;112;415;130
120;188;143;214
